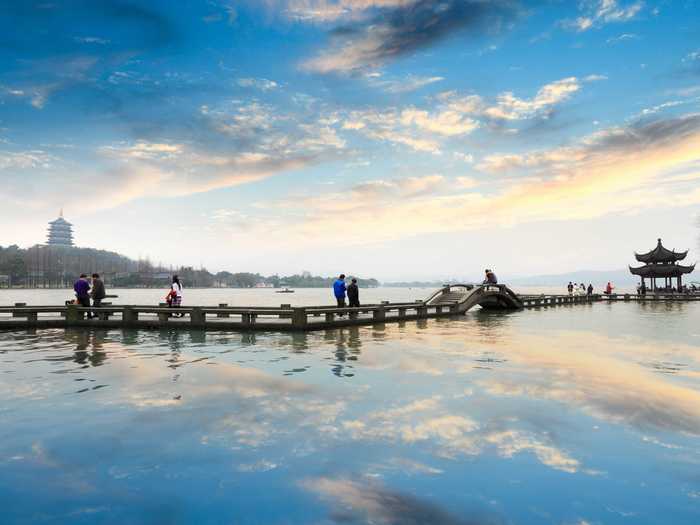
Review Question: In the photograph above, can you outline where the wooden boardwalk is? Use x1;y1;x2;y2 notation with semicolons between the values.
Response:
0;287;698;332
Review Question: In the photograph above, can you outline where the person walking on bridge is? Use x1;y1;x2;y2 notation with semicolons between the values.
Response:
333;274;347;308
347;278;360;308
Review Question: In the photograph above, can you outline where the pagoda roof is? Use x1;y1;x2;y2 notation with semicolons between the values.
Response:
49;217;72;226
634;238;687;263
629;263;695;278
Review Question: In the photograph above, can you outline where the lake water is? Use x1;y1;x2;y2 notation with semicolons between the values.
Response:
1;290;699;524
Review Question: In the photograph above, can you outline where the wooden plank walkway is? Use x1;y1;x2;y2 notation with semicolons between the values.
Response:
0;290;697;332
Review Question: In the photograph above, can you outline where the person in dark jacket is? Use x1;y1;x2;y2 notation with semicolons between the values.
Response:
91;273;106;309
483;269;498;285
333;274;347;308
74;274;92;318
347;278;360;307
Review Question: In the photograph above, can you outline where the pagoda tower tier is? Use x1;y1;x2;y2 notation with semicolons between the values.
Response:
46;212;74;247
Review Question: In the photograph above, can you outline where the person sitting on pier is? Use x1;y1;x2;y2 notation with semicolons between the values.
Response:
168;275;184;317
91;273;106;310
483;269;498;285
333;274;347;308
74;274;93;318
347;278;360;308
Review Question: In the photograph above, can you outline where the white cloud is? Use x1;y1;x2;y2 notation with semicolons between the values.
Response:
278;0;413;22
606;33;638;44
683;50;700;63
241;113;700;246
74;36;110;45
0;150;54;170
237;77;279;91
437;76;595;123
367;73;444;94
563;0;644;32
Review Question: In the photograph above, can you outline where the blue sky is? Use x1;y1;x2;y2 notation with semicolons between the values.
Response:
0;0;699;280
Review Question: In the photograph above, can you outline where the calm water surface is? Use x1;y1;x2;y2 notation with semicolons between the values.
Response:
1;296;699;524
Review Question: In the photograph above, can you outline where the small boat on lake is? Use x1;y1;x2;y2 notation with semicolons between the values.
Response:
275;288;295;294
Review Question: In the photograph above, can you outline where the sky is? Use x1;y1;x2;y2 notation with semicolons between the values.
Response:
0;0;699;281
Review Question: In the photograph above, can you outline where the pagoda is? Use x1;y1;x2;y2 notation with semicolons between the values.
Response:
46;211;74;247
629;238;695;292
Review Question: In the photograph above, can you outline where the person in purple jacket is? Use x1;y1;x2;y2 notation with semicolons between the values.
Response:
74;274;93;318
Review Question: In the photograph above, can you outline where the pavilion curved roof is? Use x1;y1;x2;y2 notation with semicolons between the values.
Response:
634;238;687;263
629;263;695;278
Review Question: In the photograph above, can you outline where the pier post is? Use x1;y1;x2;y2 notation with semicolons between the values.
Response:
122;307;138;325
449;301;459;314
373;305;386;322
398;307;407;319
416;301;428;318
292;307;307;329
12;303;27;318
325;312;335;323
190;308;205;327
218;304;229;318
66;304;82;323
280;304;292;319
241;313;254;326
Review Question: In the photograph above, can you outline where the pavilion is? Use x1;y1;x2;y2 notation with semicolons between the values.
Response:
629;238;695;292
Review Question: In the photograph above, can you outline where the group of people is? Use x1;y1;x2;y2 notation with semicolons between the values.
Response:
72;274;106;319
333;274;360;308
567;282;595;296
72;274;184;318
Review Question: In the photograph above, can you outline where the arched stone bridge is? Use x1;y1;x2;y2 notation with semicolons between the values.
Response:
425;284;524;313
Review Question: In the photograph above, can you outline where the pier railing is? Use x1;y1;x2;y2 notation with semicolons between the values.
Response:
0;299;461;331
1;291;698;332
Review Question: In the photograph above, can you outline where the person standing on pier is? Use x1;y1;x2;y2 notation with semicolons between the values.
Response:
587;283;593;296
567;282;574;296
91;273;106;309
74;274;93;318
347;278;360;308
333;274;347;308
605;282;614;295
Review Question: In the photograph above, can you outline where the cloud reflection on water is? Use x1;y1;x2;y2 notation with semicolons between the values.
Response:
1;307;700;523
302;477;497;525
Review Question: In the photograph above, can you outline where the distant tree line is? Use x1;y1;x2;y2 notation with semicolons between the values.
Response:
0;245;379;289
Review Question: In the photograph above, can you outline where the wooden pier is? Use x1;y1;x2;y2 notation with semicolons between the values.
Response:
0;286;698;332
